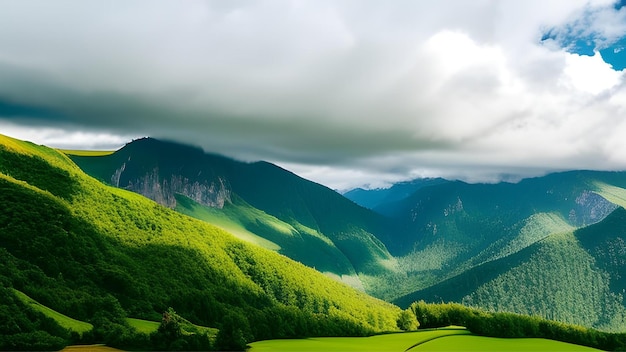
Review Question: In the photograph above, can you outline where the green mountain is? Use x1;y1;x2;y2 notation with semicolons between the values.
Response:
69;138;399;291
365;172;626;331
0;134;401;349
394;207;626;332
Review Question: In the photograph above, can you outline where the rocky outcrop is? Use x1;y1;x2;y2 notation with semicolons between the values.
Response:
112;165;231;209
569;190;617;226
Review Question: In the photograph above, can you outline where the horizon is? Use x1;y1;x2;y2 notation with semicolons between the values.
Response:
2;1;626;190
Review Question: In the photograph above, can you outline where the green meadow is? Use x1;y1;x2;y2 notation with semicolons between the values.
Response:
249;328;601;352
410;335;600;351
125;318;160;335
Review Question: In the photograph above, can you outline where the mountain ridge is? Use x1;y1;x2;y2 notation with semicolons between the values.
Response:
65;136;626;332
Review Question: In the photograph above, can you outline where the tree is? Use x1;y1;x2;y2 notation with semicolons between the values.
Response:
397;309;420;331
215;312;248;351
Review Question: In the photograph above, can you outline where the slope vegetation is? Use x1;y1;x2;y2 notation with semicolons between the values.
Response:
0;134;401;348
69;138;399;291
395;208;626;331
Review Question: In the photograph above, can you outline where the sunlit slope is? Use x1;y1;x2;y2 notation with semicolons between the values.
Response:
0;134;401;342
174;194;364;284
68;138;399;286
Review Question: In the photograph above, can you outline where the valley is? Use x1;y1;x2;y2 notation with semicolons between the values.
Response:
2;134;626;350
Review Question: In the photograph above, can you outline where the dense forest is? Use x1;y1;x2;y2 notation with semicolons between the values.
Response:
0;135;401;350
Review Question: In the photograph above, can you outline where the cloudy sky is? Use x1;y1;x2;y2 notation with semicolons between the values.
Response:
2;0;626;190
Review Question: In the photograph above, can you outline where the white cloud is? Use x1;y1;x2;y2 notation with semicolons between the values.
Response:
561;51;624;94
1;1;626;190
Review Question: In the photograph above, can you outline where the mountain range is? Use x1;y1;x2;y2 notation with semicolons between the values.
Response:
68;137;626;332
2;133;626;345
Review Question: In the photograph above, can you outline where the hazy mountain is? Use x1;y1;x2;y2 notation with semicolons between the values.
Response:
343;178;448;210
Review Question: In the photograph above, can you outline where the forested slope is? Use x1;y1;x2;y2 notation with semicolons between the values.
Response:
0;134;401;349
69;138;399;291
395;208;626;332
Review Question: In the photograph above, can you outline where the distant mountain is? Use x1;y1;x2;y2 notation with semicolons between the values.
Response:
377;171;626;331
69;138;398;290
0;134;401;348
394;207;626;332
343;178;448;210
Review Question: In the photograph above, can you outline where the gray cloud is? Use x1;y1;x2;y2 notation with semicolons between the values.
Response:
1;0;626;189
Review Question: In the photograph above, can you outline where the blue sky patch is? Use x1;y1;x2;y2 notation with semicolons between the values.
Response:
541;0;626;71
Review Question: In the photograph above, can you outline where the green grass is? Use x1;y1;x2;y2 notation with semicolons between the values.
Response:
57;149;115;156
249;328;602;352
411;334;601;351
11;289;93;334
125;318;160;334
248;328;470;352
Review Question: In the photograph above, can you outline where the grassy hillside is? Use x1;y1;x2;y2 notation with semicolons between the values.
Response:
0;134;402;349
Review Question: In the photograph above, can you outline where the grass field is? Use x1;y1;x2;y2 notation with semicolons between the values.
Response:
11;289;93;334
248;327;601;352
125;318;160;334
411;335;600;351
249;327;471;351
57;149;115;156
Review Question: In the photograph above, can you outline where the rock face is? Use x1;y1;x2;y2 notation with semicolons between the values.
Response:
112;164;231;209
570;190;617;226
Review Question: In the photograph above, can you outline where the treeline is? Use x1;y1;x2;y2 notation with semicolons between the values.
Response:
410;301;626;351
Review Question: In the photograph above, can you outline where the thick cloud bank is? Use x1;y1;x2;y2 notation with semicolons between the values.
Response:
1;0;626;189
